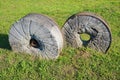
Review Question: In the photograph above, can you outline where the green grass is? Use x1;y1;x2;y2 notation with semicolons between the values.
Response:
0;0;120;80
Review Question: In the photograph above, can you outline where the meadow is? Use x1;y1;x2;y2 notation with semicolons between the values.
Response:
0;0;120;80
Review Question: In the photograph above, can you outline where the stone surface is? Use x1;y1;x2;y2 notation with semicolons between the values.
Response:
9;13;63;59
62;12;112;53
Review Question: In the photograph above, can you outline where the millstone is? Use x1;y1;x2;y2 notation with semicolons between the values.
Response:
9;13;63;59
62;12;112;53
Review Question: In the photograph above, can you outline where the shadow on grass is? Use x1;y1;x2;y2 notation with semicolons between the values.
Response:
0;34;11;50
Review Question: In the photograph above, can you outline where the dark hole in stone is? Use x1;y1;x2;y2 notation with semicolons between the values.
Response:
30;38;44;50
30;38;40;48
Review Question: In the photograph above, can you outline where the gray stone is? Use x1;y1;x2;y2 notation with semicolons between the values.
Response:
9;13;63;59
62;12;112;53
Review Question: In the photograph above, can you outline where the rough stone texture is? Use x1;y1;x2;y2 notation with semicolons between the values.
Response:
62;12;112;53
9;13;63;59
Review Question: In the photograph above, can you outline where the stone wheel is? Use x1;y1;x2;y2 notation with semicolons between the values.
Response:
9;13;63;59
62;12;112;53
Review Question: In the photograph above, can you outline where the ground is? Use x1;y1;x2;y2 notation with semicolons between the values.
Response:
0;0;120;80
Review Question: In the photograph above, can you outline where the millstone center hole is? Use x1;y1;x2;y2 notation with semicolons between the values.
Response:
80;33;90;41
30;38;40;48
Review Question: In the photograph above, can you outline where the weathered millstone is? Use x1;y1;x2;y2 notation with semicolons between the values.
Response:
9;13;63;59
62;12;112;53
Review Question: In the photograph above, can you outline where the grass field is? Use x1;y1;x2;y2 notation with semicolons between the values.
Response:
0;0;120;80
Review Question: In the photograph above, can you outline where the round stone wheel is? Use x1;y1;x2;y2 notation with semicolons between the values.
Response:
9;13;63;59
62;12;112;53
